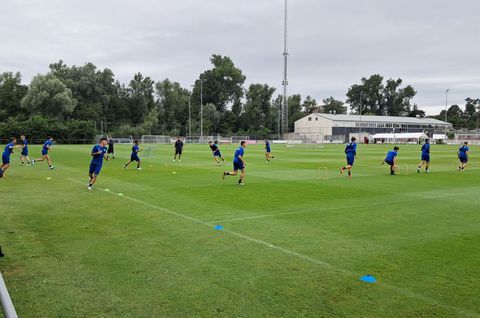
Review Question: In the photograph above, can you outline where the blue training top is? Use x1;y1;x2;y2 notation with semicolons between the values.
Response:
458;145;469;157
385;150;397;162
421;143;430;154
131;144;139;155
234;147;244;163
22;139;28;151
3;143;14;156
91;145;106;166
345;142;357;157
43;140;52;151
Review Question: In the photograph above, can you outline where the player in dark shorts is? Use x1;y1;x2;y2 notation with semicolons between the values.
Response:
173;137;184;162
209;141;225;165
382;146;399;175
457;142;469;171
107;136;115;159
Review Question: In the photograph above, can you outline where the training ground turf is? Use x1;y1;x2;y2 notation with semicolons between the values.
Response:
0;143;479;318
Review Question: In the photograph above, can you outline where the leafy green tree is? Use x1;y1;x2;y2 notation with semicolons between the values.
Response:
191;55;246;114
0;72;28;118
288;94;303;131
155;79;190;135
202;103;222;134
127;73;155;124
49;60;119;122
407;104;426;118
347;74;416;116
302;96;318;114
321;97;347;114
242;84;276;132
21;74;76;121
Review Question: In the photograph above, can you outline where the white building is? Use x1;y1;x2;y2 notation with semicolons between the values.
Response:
294;113;451;142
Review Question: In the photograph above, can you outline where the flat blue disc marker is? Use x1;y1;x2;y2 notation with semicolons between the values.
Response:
214;225;224;230
360;275;377;284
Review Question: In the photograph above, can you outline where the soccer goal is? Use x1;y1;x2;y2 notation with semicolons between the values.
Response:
141;135;171;145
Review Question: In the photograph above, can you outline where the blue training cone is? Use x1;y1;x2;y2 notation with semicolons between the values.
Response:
360;275;377;284
214;225;224;230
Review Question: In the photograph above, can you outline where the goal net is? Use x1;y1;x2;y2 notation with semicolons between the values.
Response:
141;135;171;145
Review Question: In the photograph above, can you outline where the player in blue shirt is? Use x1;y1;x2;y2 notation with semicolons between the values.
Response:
209;141;225;165
1;137;16;179
19;135;30;166
88;138;109;190
417;139;431;173
223;141;247;185
32;137;54;169
382;146;399;175
340;137;357;178
457;142;469;171
265;140;275;163
124;140;143;170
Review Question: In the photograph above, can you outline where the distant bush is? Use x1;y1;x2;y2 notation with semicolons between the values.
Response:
0;116;96;143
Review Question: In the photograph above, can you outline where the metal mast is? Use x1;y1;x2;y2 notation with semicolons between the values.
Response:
281;0;289;135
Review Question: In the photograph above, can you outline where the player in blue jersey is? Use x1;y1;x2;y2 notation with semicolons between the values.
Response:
417;139;431;173
19;135;30;166
382;146;399;175
209;141;225;165
340;137;357;178
265;140;275;163
222;141;247;185
88;138;109;190
32;137;54;169
1;137;16;179
124;140;142;170
457;142;469;171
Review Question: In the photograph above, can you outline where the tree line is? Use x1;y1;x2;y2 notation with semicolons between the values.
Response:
1;55;478;141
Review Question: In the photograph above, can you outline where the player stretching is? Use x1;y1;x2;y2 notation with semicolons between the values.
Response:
209;141;225;165
1;137;16;179
88;138;109;190
173;137;184;162
32;137;55;169
382;146;399;175
417;139;431;173
124;140;142;170
458;142;469;171
340;137;357;177
19;135;30;165
223;141;247;185
265;140;275;163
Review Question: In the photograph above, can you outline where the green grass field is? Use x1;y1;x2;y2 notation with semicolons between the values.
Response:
1;143;479;318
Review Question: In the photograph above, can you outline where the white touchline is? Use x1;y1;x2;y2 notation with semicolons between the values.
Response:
69;178;479;317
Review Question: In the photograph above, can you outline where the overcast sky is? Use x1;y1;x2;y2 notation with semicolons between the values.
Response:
1;0;479;115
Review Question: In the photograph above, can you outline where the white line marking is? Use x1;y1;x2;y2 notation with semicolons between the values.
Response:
69;178;480;317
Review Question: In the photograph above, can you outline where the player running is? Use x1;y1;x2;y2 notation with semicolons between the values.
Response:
417;139;431;173
382;146;399;175
1;137;16;179
107;135;115;159
265;139;275;163
340;137;357;178
88;138;109;191
19;135;30;165
31;137;55;169
209;141;225;165
173;137;184;162
457;142;469;171
124;140;142;170
223;141;247;185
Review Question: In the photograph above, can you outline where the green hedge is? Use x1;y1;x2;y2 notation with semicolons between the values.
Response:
0;116;96;144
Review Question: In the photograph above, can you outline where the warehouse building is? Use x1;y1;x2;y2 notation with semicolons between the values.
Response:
293;114;451;143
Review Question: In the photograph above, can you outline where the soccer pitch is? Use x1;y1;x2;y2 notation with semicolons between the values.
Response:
1;143;479;318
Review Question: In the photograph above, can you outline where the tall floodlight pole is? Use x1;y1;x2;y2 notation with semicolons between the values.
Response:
200;79;204;140
281;0;289;135
188;94;192;139
359;92;363;139
445;89;450;137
